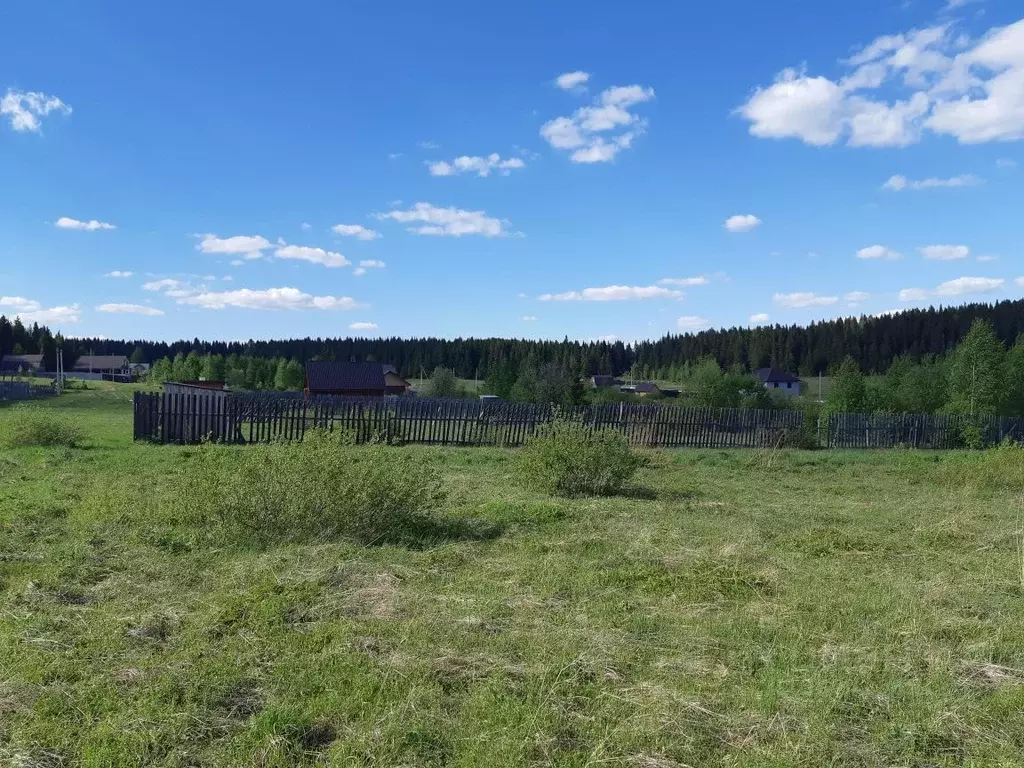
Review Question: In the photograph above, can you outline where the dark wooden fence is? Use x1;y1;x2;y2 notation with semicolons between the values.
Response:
0;379;57;402
132;391;1024;450
133;392;807;448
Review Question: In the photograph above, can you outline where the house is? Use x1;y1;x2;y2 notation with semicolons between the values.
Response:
304;361;411;397
72;355;130;376
755;367;802;397
620;381;664;397
592;375;623;388
0;354;44;375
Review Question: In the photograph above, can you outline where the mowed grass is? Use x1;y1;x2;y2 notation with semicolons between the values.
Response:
2;386;1024;766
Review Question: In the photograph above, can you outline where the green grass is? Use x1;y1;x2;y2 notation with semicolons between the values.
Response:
3;385;1024;766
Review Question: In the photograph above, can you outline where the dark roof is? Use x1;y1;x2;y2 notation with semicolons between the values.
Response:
72;355;129;371
305;361;388;392
592;375;623;387
755;367;801;384
1;354;43;370
633;382;661;394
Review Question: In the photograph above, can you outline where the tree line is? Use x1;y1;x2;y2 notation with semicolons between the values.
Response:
3;297;1024;379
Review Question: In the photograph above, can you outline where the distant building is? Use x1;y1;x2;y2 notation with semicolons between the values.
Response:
755;367;801;396
304;361;411;397
72;355;130;376
592;375;623;388
0;354;44;375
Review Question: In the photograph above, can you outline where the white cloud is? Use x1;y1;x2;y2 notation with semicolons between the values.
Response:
230;260;244;267
142;278;185;292
659;276;709;287
349;321;378;330
845;291;870;302
96;303;164;316
428;153;526;177
331;223;381;240
3;298;80;325
196;234;271;260
521;315;538;321
555;71;590;90
749;313;771;325
900;288;930;301
273;244;350;268
56;216;115;231
724;214;761;233
104;270;133;278
300;222;312;230
677;315;711;331
417;141;440;150
540;82;654;163
738;20;1024;148
997;157;1018;168
1;88;71;132
773;292;839;308
539;285;683;302
1017;277;1024;286
376;202;508;237
856;244;902;260
935;276;1004;296
0;296;41;312
881;173;982;190
359;259;385;269
920;244;970;260
180;287;364;311
977;255;999;262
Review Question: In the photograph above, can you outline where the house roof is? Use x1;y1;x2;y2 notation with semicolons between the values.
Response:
755;367;801;384
592;375;622;387
72;355;129;371
633;382;662;394
305;361;388;392
0;354;43;371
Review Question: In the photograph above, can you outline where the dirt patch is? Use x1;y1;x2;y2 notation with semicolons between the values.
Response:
214;682;265;720
343;572;402;619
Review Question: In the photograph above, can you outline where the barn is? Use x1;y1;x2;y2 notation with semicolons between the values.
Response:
304;361;411;397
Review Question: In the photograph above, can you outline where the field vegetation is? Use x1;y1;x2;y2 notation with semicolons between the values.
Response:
1;384;1024;766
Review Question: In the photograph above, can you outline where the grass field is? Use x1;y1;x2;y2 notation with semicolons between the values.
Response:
2;384;1024;766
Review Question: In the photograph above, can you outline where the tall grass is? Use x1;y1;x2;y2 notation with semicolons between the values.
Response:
0;405;85;448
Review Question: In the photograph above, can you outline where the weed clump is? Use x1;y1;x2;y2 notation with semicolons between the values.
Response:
517;419;642;497
183;431;456;546
1;406;84;448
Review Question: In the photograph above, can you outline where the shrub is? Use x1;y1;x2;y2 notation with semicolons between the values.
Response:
517;419;642;497
1;406;85;448
183;433;451;546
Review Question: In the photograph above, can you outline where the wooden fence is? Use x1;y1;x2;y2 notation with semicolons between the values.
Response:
0;379;57;402
133;392;807;448
132;391;1024;450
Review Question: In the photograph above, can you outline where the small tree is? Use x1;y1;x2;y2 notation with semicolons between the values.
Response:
947;319;1005;415
826;356;867;413
1003;334;1024;416
425;366;460;398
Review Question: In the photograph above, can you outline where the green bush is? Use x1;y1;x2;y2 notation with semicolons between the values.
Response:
517;419;642;497
1;406;85;448
184;432;451;546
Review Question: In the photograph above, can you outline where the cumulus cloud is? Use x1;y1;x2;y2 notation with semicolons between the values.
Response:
331;223;381;240
0;296;41;312
538;285;683;301
540;82;655;163
881;173;982;190
900;288;931;301
274;244;350;268
724;214;761;233
677;315;711;331
856;244;902;260
845;291;871;302
920;244;970;260
376;202;508;237
179;287;363;311
0;297;80;325
749;313;771;325
659;276;710;287
738;19;1024;147
773;292;839;308
56;216;115;231
555;71;590;90
105;270;133;278
300;222;312;230
901;276;1004;301
142;278;185;292
349;321;378;330
428;153;526;177
1;88;71;132
196;234;271;260
96;303;164;316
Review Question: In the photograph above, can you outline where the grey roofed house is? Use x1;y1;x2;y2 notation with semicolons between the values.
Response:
72;355;130;373
0;354;44;373
754;367;801;396
304;361;411;396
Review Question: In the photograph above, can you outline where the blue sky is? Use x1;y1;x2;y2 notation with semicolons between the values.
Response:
1;0;1022;343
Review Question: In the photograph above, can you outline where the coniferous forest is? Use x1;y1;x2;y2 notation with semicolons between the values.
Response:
2;298;1023;380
